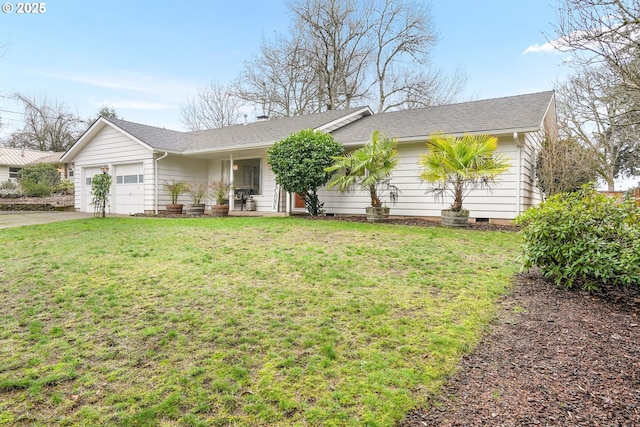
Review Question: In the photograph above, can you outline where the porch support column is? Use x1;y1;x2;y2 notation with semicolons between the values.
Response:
229;155;235;211
286;191;291;214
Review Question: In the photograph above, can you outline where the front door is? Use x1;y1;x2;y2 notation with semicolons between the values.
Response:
294;193;306;209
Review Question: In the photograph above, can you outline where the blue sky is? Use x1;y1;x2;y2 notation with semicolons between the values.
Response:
0;0;569;137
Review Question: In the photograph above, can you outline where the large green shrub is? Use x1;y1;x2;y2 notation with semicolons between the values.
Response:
20;180;52;197
515;185;640;290
17;163;60;187
17;163;60;197
268;129;343;215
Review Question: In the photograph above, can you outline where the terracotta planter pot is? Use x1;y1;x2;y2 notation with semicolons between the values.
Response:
365;206;390;222
187;203;206;215
166;204;184;215
210;204;229;217
441;209;469;227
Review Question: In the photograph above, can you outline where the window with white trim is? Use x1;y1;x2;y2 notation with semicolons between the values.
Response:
9;167;21;180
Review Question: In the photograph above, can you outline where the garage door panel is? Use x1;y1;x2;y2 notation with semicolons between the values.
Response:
114;163;144;215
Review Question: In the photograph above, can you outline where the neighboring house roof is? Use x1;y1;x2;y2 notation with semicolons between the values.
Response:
331;91;555;144
0;147;63;166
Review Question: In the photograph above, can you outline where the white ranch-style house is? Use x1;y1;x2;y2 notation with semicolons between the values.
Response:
61;91;556;223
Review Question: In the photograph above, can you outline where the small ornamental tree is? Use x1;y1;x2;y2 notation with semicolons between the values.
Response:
90;173;112;217
267;129;343;215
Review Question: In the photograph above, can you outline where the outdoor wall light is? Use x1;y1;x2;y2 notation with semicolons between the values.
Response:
232;164;239;171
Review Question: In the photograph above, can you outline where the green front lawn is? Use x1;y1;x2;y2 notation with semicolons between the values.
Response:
0;217;519;426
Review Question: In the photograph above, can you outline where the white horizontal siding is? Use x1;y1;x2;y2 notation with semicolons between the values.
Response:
319;138;523;220
158;155;208;208
0;166;9;182
71;126;154;213
73;126;151;165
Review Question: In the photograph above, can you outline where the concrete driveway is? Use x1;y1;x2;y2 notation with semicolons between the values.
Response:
0;211;94;229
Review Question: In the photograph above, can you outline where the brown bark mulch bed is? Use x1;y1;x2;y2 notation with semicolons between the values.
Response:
304;214;517;232
399;271;640;426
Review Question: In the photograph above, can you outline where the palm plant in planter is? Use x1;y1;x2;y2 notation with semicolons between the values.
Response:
209;180;231;217
326;130;399;222
419;133;510;227
164;180;189;215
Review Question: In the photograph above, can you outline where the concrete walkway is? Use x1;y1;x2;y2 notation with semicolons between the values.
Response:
0;211;94;229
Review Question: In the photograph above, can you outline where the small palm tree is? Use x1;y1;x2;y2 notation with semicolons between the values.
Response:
419;133;510;212
326;130;399;208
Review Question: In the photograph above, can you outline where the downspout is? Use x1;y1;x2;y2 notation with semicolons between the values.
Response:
514;132;522;217
229;155;235;211
154;152;169;214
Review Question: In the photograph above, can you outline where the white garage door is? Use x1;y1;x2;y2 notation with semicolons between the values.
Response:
113;163;144;215
83;167;103;214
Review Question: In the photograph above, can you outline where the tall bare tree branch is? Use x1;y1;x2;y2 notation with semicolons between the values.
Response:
7;93;86;152
180;82;242;130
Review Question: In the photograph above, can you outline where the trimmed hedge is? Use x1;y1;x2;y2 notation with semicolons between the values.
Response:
515;185;640;290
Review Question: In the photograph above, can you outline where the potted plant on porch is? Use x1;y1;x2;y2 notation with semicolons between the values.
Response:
187;182;207;215
325;130;399;222
418;133;510;227
163;180;189;215
209;180;231;217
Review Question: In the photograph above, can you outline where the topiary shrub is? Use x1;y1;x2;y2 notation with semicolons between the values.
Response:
268;129;343;216
515;184;640;290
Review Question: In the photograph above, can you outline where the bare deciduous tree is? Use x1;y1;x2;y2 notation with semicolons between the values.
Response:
555;66;638;190
536;136;599;197
235;33;321;118
180;82;242;130
7;93;86;152
290;0;372;111
551;0;640;96
368;0;466;111
234;0;466;117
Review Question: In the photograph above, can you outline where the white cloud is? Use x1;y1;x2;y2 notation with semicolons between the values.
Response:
523;42;560;54
523;36;572;55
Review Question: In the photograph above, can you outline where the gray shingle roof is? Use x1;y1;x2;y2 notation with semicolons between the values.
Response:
104;108;371;152
103;117;188;152
99;92;553;153
183;107;371;152
331;91;555;143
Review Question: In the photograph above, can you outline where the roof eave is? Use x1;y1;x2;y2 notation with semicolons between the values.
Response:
339;126;542;147
62;117;155;162
182;140;274;155
315;106;374;133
